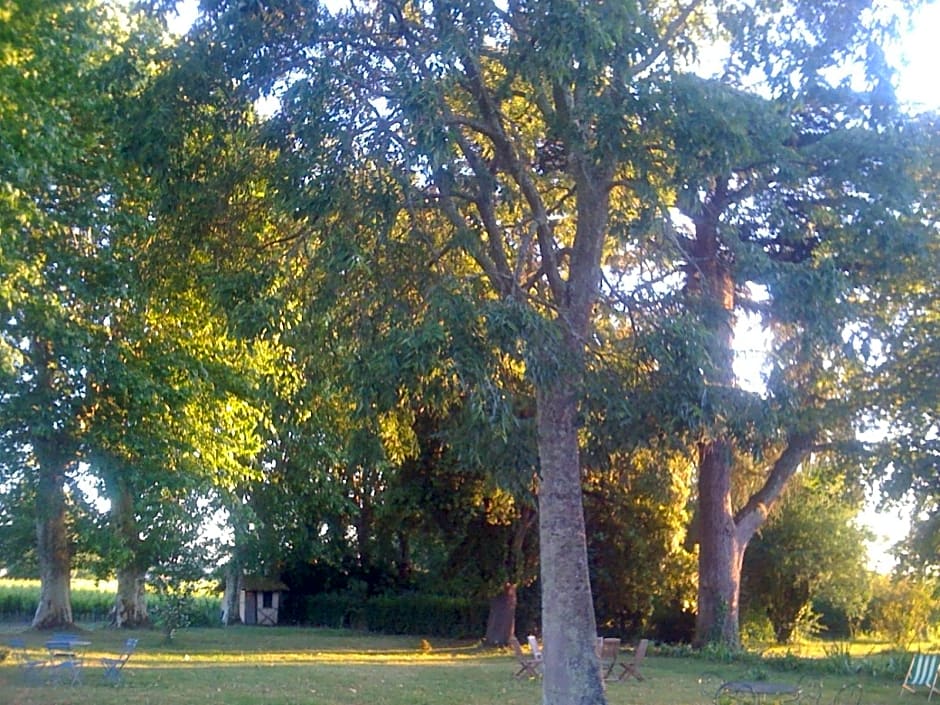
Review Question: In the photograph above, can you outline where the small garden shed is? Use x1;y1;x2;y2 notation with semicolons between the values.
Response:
239;576;289;626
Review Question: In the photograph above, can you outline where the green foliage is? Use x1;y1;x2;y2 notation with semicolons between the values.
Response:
584;449;697;636
365;595;488;639
867;575;939;649
1;0;934;669
300;593;488;639
698;638;745;664
741;465;871;644
820;642;859;676
150;579;209;642
302;594;359;630
740;611;775;647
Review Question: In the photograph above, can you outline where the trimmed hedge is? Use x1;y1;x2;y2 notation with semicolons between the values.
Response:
302;593;488;638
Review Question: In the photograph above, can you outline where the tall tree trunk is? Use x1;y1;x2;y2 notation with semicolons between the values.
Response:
689;195;745;647
694;435;815;646
355;492;374;571
105;461;150;628
484;502;537;645
688;192;816;646
694;440;743;647
529;161;612;705
221;563;243;625
536;376;605;705
485;582;518;646
32;439;73;629
222;497;252;625
112;566;150;628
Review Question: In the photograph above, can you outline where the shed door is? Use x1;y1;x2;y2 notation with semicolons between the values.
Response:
245;591;257;625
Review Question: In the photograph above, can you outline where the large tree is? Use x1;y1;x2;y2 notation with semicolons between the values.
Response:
228;3;701;700
0;0;273;627
672;82;936;645
865;113;940;575
0;0;140;627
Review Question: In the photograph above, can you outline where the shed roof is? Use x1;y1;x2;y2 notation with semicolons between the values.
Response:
242;576;289;592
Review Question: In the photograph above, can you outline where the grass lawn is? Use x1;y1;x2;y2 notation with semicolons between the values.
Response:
0;626;915;705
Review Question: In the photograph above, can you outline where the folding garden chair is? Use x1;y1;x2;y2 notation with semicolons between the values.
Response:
7;637;46;684
613;638;648;682
901;653;940;700
102;638;139;685
509;636;541;679
595;637;621;681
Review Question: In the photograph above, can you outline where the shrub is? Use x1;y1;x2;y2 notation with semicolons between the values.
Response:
303;593;360;629
363;594;487;638
868;576;938;649
151;582;196;642
299;592;488;638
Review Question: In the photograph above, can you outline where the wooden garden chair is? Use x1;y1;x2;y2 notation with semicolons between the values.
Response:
613;638;648;682
526;635;543;663
596;637;621;681
509;636;541;679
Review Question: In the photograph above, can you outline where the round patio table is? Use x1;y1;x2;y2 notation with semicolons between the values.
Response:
717;680;801;704
44;639;91;685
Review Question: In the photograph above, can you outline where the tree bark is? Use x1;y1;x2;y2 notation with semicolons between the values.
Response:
537;376;606;705
527;159;612;705
484;501;536;645
687;203;819;646
484;582;518;646
112;566;150;628
104;461;151;628
221;563;243;625
688;193;742;647
32;439;73;629
694;439;743;647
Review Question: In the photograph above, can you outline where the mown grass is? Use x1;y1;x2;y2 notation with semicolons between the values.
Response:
0;626;916;705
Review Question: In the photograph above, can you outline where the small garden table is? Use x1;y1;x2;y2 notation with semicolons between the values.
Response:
717;679;802;704
44;638;90;685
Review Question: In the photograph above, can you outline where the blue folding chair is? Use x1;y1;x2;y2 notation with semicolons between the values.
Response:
7;637;46;684
102;638;139;685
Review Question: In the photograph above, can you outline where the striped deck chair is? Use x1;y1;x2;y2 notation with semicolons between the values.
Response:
901;653;940;700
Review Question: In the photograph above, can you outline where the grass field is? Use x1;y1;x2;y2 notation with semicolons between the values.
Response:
0;625;920;705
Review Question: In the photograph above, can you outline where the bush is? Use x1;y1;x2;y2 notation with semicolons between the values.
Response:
299;592;488;638
364;595;487;638
302;593;360;629
868;576;938;649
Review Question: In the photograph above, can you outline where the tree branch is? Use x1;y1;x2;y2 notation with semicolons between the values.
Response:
734;432;816;542
631;0;707;78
